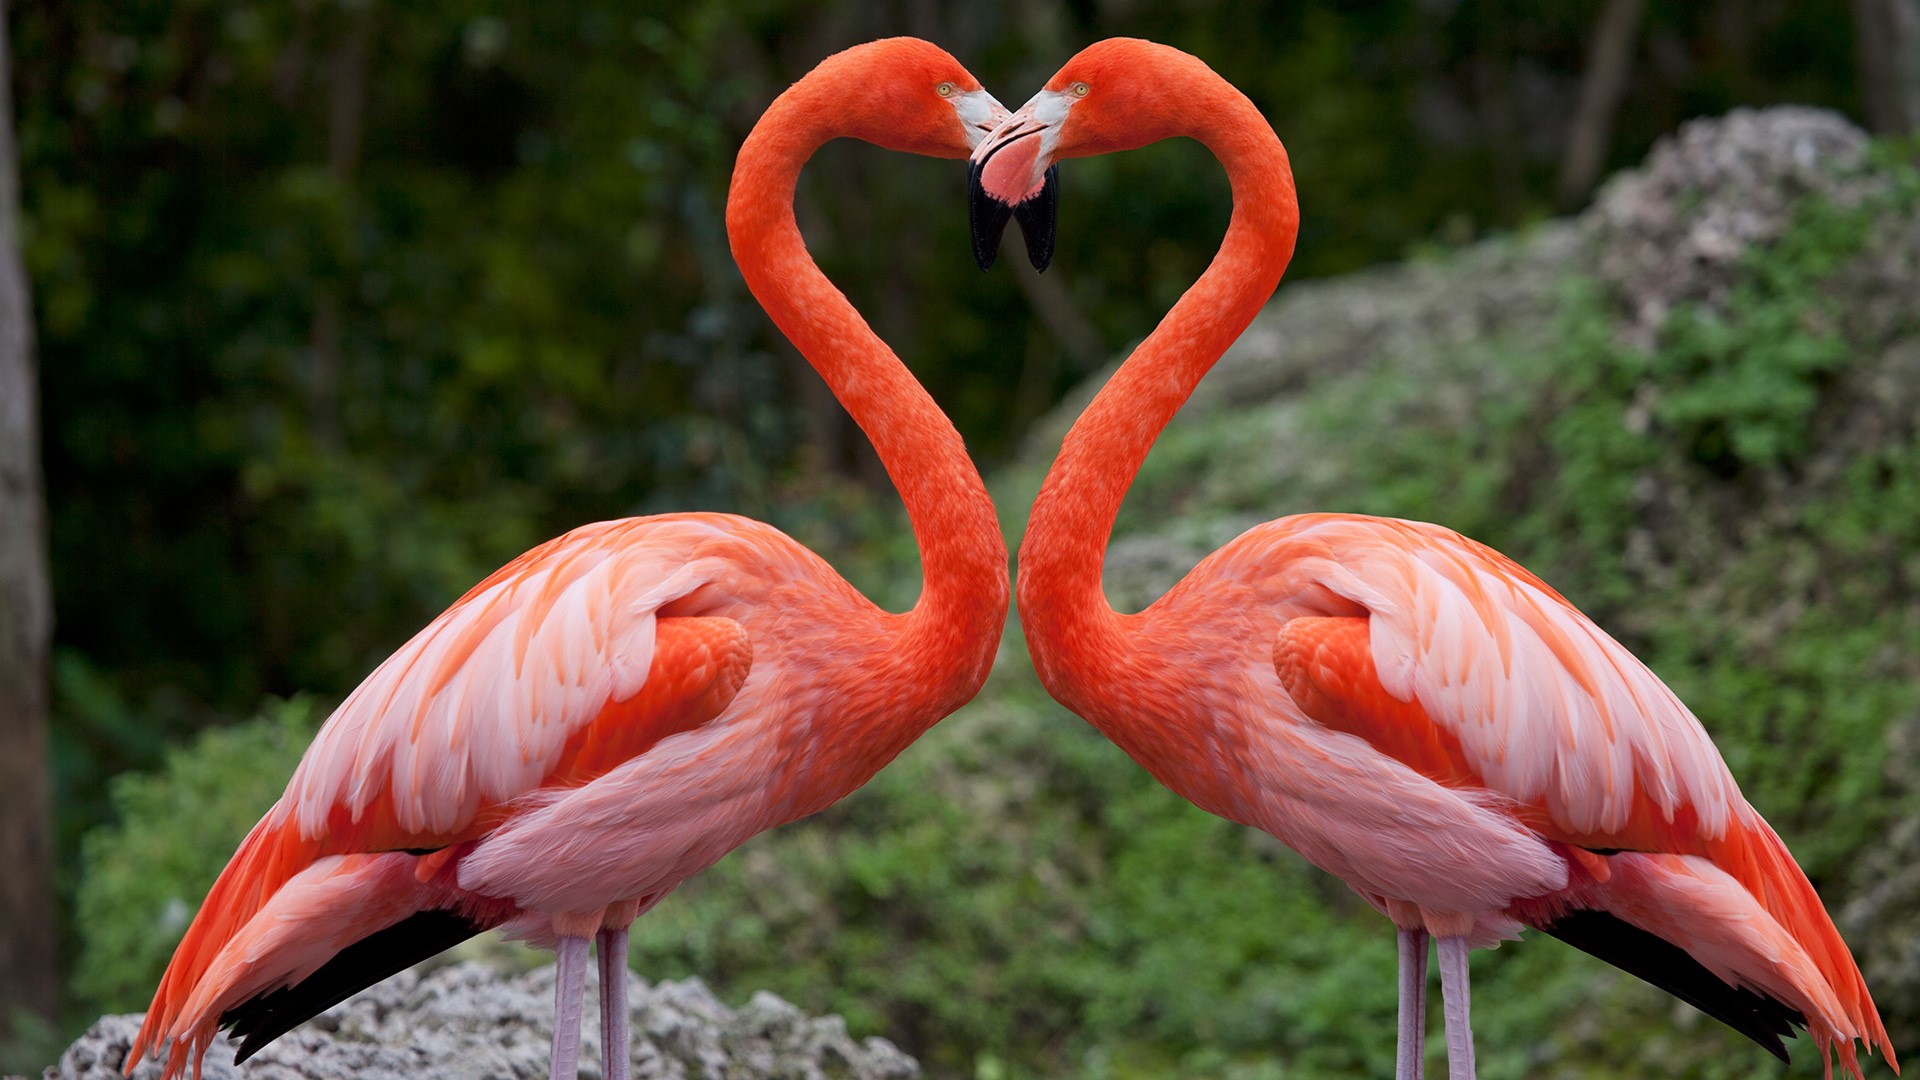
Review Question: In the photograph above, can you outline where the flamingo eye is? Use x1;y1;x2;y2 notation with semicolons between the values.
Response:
936;82;956;98
1070;81;1090;97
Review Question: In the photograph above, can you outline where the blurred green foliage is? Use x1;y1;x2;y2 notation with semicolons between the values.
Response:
13;0;1871;726
71;138;1920;1078
73;697;320;1010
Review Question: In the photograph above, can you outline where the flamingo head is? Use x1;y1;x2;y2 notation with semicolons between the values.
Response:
970;39;1226;269
819;38;1012;160
809;39;1059;272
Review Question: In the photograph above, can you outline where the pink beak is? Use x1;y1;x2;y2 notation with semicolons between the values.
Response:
970;104;1052;206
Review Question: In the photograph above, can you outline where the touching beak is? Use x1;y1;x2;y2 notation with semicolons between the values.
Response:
969;99;1061;273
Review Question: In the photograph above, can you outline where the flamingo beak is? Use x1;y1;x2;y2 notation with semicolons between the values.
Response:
969;161;1058;273
969;103;1060;273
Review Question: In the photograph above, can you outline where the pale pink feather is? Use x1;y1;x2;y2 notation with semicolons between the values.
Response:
276;516;753;841
1245;513;1746;841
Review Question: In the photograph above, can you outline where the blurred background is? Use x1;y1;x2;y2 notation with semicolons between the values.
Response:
4;0;1919;1077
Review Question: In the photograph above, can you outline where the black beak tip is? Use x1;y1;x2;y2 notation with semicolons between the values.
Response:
1014;164;1060;274
968;157;1012;272
968;159;1060;274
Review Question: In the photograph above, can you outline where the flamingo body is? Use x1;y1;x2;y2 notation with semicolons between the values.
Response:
130;39;1016;1080
136;512;993;1075
978;38;1895;1076
1044;512;1882;1059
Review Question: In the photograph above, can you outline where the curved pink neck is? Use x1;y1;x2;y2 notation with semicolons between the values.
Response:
726;80;1006;696
1018;85;1297;700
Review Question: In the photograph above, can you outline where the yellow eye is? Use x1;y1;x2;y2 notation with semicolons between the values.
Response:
1071;81;1090;97
936;82;956;98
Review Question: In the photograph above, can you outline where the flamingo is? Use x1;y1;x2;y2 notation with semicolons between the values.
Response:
125;38;1051;1080
970;38;1896;1079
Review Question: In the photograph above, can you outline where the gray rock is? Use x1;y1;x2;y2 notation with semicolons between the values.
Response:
1585;106;1875;348
44;962;917;1080
1192;221;1586;414
1022;222;1584;459
1583;107;1920;608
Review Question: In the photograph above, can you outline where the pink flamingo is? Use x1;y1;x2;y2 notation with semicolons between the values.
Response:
971;38;1896;1079
126;38;1040;1080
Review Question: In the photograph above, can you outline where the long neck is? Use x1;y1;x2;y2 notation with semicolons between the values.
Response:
1018;88;1297;694
727;83;1007;698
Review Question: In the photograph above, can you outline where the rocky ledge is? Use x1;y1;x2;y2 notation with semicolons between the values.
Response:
44;962;918;1080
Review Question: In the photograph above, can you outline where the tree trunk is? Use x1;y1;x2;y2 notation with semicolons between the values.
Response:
1557;0;1646;208
1853;0;1920;135
0;0;61;1043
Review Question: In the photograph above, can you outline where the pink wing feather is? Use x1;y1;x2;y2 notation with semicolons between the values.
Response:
132;514;757;1071
1261;512;1892;1070
1269;513;1747;844
278;517;740;841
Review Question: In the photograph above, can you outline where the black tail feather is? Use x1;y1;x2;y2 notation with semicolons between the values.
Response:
1536;908;1802;1063
220;908;486;1063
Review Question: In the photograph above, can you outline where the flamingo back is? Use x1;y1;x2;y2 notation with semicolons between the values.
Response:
129;514;762;1073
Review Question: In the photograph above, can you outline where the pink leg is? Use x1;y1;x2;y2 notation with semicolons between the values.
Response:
1436;935;1476;1080
1396;927;1428;1080
550;935;590;1080
597;927;631;1080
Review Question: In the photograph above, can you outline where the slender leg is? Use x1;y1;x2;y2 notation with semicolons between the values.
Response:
597;927;632;1080
1436;935;1476;1080
1396;927;1429;1080
550;935;591;1080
